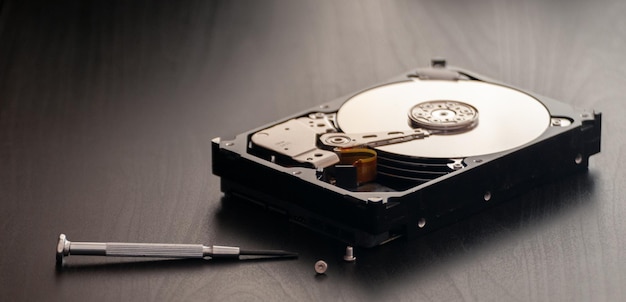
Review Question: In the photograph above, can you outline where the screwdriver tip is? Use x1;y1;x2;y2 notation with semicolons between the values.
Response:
239;249;299;258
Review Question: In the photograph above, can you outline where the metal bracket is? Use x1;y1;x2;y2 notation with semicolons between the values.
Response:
410;58;461;81
251;119;339;168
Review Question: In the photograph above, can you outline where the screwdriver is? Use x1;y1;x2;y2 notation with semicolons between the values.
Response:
56;234;298;265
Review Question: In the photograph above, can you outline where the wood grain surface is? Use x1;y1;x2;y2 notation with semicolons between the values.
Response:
1;0;624;301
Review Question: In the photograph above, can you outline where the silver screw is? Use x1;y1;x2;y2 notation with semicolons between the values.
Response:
343;246;356;262
314;260;328;274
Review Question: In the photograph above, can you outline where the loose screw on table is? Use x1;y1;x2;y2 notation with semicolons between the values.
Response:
56;234;298;265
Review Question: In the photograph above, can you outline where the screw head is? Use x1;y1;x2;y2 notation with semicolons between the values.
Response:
314;260;328;274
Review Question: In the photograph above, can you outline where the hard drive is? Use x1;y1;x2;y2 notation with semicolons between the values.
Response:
212;60;601;247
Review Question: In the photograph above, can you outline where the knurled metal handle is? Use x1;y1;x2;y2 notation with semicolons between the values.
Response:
105;243;204;258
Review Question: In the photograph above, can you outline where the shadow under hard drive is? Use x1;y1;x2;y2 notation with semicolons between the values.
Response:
215;170;596;286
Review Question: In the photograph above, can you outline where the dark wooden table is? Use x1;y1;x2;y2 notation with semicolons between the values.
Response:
1;0;624;301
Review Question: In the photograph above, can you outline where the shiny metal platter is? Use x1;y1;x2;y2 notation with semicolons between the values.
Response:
337;80;551;158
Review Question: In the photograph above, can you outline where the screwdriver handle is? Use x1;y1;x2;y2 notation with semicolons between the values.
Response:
105;243;205;258
56;234;244;264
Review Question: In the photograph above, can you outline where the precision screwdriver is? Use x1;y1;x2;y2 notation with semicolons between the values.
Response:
56;234;298;265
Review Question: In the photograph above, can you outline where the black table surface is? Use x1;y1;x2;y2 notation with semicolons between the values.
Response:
1;0;624;301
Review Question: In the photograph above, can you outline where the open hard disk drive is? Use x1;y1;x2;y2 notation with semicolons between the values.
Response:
212;59;601;247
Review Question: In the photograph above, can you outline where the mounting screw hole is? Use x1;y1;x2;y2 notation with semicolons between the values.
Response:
417;218;426;228
575;154;583;164
484;191;492;201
